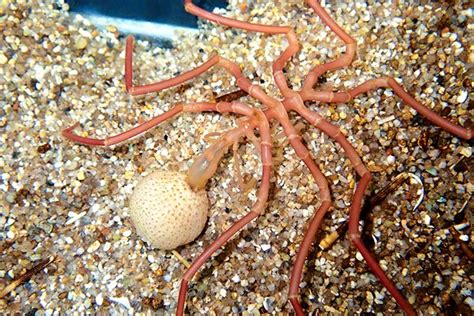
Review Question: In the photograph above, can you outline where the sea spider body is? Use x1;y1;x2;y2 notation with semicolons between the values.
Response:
62;1;472;315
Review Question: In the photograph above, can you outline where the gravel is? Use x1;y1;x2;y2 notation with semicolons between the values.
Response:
0;0;472;314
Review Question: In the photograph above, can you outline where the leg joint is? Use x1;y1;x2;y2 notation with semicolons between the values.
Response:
312;115;323;126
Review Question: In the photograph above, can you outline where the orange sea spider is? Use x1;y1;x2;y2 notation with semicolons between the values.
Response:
62;1;472;315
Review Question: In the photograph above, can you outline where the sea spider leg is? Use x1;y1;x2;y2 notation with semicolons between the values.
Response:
302;0;472;140
184;2;337;314
268;111;330;315
231;140;245;190
62;102;248;147
302;0;357;91
62;104;184;146
124;36;220;95
65;32;296;147
348;175;418;316
299;1;472;140
184;0;289;34
280;1;420;313
296;2;470;313
298;77;471;313
232;117;262;191
285;100;416;315
125;29;293;118
63;99;273;316
125;0;295;97
184;0;299;95
177;102;272;315
300;78;473;140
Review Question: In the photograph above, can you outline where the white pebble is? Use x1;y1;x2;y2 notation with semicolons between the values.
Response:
85;298;93;308
87;240;101;253
95;293;104;306
261;244;271;251
366;291;374;304
456;90;468;104
219;289;227;297
375;291;385;300
103;242;111;252
0;52;8;64
65;211;87;225
423;214;431;226
109;296;131;310
5;218;14;227
377;115;395;125
68;291;76;300
107;280;117;291
147;254;155;263
90;203;100;213
465;297;474;308
386;155;396;165
75;274;84;283
460;147;472;158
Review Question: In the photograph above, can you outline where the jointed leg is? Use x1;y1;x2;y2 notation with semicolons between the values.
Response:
289;197;331;315
126;2;303;102
120;1;301;117
348;175;417;316
177;212;259;315
288;102;416;315
125;31;286;117
299;78;473;140
272;118;332;314
62;101;262;147
231;117;263;191
66;29;289;148
301;1;471;140
125;36;220;95
64;98;273;315
176;105;272;315
125;34;277;123
185;1;300;97
184;0;289;34
62;104;184;146
124;35;264;101
65;34;267;146
303;0;357;91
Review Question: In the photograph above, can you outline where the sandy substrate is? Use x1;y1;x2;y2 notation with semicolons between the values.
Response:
0;0;473;314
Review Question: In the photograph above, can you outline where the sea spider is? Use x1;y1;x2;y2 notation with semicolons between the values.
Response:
62;1;472;315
